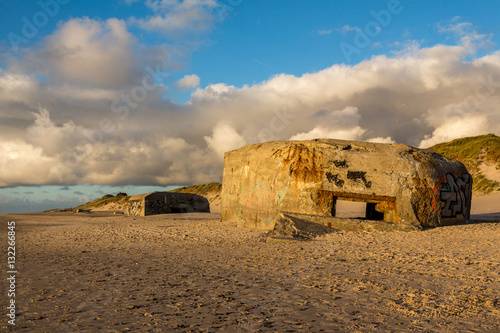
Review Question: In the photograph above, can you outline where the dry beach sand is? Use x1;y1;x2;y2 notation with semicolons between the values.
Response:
1;194;499;332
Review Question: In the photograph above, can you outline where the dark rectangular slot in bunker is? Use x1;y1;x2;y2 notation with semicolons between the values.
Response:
366;203;384;220
329;192;397;222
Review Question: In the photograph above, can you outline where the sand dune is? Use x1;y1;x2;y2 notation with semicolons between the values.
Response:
0;195;499;332
480;162;500;183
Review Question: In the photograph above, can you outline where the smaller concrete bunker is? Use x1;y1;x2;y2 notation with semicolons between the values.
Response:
127;192;210;216
221;139;472;232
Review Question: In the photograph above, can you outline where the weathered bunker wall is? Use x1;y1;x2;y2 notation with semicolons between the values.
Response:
221;139;472;230
128;192;210;216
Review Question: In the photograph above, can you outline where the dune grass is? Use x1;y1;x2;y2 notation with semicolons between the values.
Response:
428;134;500;193
169;182;222;196
74;194;130;211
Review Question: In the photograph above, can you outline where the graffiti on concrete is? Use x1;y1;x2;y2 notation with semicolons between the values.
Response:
333;160;349;168
243;189;276;219
347;171;372;188
326;172;344;187
440;173;472;218
240;186;288;223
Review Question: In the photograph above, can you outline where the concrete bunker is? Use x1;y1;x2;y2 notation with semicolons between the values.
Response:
127;192;210;216
221;139;472;232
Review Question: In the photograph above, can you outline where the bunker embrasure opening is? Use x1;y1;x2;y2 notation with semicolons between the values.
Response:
329;191;397;223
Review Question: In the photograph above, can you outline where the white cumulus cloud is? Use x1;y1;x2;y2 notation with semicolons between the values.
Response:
290;106;366;141
131;0;218;35
204;122;247;157
41;18;137;88
1;19;500;187
366;137;396;144
175;74;200;90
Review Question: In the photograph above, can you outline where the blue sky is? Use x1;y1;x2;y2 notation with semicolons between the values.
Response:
3;1;499;91
1;0;500;213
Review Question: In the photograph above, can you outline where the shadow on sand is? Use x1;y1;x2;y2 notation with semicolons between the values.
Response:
469;212;500;224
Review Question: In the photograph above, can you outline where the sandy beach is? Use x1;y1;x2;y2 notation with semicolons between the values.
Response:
1;194;499;332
